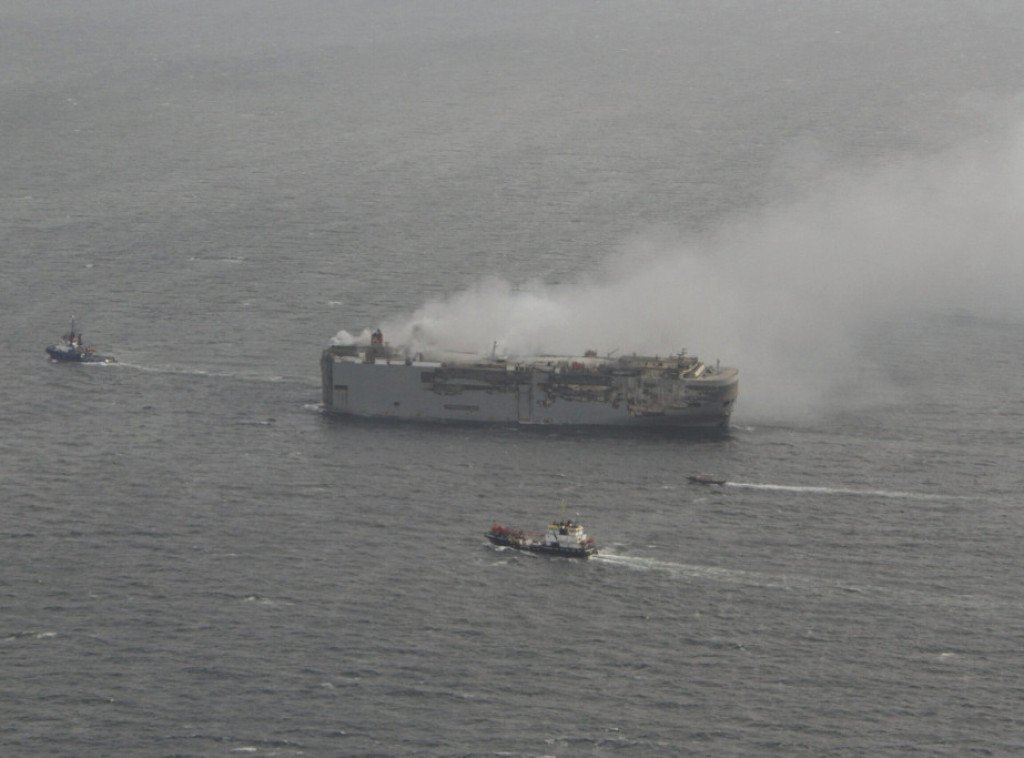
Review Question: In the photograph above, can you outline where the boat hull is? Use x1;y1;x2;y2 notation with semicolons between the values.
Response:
485;533;597;559
321;346;737;428
46;346;116;363
687;475;726;486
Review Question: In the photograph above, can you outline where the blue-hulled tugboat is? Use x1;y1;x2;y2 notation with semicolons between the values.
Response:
486;506;597;559
45;318;116;363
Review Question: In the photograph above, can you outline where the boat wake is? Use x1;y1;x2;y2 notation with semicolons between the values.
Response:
724;482;950;501
111;361;316;387
592;553;1010;614
594;553;816;590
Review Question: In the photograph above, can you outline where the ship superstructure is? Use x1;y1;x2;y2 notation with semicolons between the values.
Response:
321;333;738;428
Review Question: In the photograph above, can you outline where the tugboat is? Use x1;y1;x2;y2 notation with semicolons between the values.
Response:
486;505;597;559
45;318;116;363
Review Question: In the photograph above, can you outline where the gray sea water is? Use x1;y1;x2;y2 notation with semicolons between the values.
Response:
3;2;1024;755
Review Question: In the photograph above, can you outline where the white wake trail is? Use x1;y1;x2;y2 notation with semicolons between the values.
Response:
724;482;951;500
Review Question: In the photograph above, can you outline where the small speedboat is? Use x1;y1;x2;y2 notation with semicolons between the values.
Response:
486;507;597;559
687;474;726;486
45;318;116;363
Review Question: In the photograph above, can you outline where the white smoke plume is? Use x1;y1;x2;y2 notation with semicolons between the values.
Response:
337;114;1024;423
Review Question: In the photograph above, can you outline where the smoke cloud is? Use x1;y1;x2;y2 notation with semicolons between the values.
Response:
337;114;1024;423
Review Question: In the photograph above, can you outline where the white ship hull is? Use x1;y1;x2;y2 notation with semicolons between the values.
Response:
321;343;738;428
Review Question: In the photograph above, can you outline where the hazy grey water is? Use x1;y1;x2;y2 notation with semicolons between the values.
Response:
3;2;1024;755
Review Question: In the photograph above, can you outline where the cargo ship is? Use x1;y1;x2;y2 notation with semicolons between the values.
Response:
321;331;738;428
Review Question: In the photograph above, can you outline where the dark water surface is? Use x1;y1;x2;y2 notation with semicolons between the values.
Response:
3;2;1023;755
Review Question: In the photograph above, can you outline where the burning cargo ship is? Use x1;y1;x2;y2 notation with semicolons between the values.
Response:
321;331;737;428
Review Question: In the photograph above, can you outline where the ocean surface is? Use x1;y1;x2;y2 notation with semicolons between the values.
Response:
3;2;1024;755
